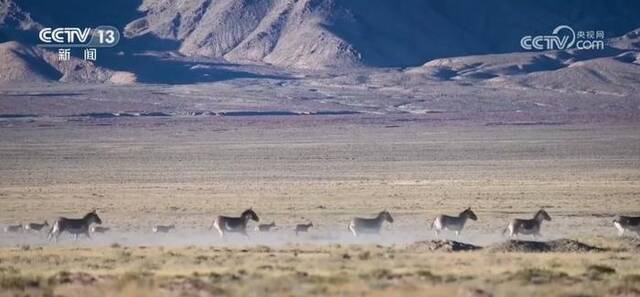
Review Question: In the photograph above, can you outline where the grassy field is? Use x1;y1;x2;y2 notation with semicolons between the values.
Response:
0;239;639;297
0;115;639;296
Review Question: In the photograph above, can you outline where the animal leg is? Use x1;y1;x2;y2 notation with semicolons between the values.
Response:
508;225;517;239
212;219;224;238
74;234;78;241
455;231;460;241
348;224;358;237
48;225;57;242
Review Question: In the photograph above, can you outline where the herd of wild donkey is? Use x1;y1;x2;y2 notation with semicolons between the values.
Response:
3;208;640;243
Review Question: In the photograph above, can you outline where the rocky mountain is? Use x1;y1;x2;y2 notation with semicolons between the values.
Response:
0;0;41;43
0;0;139;84
0;41;57;82
0;41;135;84
0;0;639;84
122;0;640;68
406;28;640;97
609;28;640;50
123;0;362;68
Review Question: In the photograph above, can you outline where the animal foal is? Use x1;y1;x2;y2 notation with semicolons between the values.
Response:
152;224;175;233
4;224;22;233
24;221;49;232
294;222;313;235
90;226;111;233
256;221;276;232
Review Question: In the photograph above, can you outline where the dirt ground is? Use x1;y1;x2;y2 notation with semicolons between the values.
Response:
0;115;639;296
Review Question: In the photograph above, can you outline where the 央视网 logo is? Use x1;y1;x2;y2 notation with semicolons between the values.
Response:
520;25;605;51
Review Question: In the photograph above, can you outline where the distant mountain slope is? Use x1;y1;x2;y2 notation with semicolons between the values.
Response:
2;0;640;69
0;41;59;82
123;0;640;68
0;0;41;43
407;45;640;97
609;28;640;50
124;0;362;68
501;53;640;96
0;41;134;84
1;0;639;87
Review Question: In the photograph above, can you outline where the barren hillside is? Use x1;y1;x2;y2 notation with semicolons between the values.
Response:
0;41;122;83
123;0;640;68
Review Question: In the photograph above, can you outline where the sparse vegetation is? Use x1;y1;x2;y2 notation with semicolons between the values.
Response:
0;104;639;297
0;245;636;297
507;268;570;284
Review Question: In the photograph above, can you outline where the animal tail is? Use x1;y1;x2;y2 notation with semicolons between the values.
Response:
430;217;436;230
501;227;508;236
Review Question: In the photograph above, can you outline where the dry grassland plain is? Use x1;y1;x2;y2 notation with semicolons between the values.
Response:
0;115;639;296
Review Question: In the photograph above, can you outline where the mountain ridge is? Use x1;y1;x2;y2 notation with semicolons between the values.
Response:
0;0;639;88
121;0;640;68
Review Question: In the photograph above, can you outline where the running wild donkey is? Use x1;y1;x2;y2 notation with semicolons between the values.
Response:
613;215;640;237
503;209;551;239
211;208;259;237
348;210;394;236
48;210;102;242
4;224;22;233
90;226;111;234
256;221;276;232
431;207;478;240
152;224;175;233
295;222;313;235
24;221;49;232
